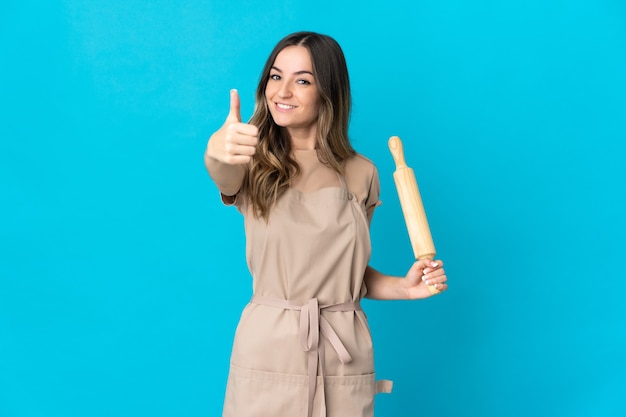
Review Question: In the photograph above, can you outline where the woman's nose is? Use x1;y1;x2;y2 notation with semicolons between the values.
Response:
278;82;292;98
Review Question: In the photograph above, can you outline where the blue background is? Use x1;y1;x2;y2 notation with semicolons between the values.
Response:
2;1;625;416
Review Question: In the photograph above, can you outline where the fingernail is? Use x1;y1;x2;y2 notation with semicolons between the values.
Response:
421;275;427;282
431;262;439;267
425;280;431;285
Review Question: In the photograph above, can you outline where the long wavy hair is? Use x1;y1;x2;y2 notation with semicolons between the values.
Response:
244;31;355;219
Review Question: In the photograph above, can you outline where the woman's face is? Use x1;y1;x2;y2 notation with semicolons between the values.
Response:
265;45;321;142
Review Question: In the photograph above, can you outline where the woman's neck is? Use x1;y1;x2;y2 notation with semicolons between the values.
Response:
287;127;317;150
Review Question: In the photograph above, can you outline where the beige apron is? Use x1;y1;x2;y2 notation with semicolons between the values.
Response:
222;151;392;417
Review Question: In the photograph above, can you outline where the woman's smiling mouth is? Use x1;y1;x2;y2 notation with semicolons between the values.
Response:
276;103;297;110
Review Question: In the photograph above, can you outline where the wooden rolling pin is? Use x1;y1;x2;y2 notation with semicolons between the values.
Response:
388;136;440;295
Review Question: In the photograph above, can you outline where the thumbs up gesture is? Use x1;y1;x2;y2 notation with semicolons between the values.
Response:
206;89;259;165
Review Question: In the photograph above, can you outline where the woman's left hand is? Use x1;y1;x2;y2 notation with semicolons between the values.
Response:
400;259;448;299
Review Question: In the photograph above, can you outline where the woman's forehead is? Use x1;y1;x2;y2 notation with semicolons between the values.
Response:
272;46;313;73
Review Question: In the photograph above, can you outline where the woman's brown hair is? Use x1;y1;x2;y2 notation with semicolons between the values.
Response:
244;31;355;219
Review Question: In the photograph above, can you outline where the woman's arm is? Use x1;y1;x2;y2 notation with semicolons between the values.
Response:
204;153;246;197
363;260;447;300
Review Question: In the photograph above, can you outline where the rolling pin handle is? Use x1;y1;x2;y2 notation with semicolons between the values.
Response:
388;136;407;169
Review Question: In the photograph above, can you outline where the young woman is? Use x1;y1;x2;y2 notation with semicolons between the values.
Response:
205;31;447;417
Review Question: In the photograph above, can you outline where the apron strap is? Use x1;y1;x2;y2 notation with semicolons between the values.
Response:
376;379;394;394
336;173;355;202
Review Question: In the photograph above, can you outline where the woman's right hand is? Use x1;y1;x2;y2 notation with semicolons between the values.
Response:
205;89;259;165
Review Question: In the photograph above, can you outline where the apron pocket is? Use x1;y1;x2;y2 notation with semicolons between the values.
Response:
323;372;377;417
223;364;308;417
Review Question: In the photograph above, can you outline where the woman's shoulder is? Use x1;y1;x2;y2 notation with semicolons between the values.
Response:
344;152;380;198
345;152;378;177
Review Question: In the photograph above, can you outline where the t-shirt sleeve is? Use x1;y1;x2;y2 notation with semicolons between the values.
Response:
219;189;247;214
220;192;237;206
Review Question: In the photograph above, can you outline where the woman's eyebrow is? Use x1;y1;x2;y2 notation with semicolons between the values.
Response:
271;66;314;76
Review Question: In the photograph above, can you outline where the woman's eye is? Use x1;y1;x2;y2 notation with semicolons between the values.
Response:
297;79;311;85
270;74;281;80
